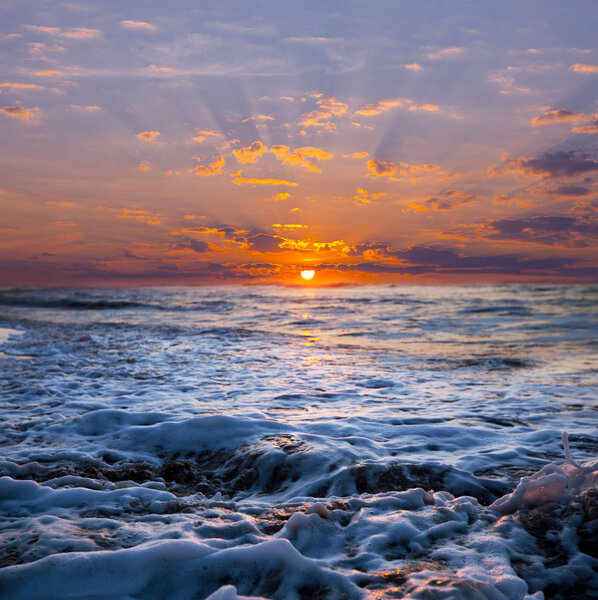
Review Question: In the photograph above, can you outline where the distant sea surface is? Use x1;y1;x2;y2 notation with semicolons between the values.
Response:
0;285;597;600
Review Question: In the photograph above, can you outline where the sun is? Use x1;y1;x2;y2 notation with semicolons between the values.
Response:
300;269;315;280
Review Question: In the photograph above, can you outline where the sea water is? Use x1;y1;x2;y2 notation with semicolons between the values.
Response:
0;284;596;599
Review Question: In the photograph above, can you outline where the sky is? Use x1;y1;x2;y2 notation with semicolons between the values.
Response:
1;0;597;285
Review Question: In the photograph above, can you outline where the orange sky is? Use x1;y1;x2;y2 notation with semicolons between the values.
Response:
1;1;597;284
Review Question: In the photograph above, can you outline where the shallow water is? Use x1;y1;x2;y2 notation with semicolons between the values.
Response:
0;285;597;599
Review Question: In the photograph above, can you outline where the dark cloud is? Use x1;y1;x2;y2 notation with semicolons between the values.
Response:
246;233;286;253
342;243;591;277
507;151;598;178
550;185;591;196
487;215;598;247
184;239;211;253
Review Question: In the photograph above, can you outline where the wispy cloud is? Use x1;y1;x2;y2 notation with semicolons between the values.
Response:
530;108;586;125
570;63;598;73
119;20;157;32
232;173;297;186
0;105;39;122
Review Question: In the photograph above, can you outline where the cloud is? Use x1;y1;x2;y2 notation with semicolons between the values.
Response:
62;28;101;39
573;124;598;134
283;36;343;45
71;104;101;111
136;130;160;142
316;97;348;115
570;64;598;73
179;238;211;253
117;208;160;225
138;162;151;171
246;233;286;253
549;185;591;196
353;188;386;204
25;25;101;40
0;82;44;91
298;96;348;129
270;145;333;172
427;46;465;60
233;141;267;164
367;158;408;178
24;25;61;35
241;114;275;123
572;113;598;134
355;99;403;116
232;173;297;186
407;190;480;211
404;63;422;71
191;156;225;176
345;243;581;276
354;97;439;117
500;152;598;178
192;130;223;143
0;105;39;122
530;109;586;125
32;69;63;77
274;192;292;201
486;215;598;247
119;20;157;32
408;102;440;112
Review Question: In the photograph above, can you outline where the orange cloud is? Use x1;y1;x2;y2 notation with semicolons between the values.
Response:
191;156;225;176
353;188;386;204
570;64;598;73
138;162;151;171
0;105;39;122
119;20;157;31
274;192;292;201
46;200;74;207
117;208;161;225
367;159;407;178
530;109;586;125
0;82;44;91
355;99;403;116
573;124;598;134
404;63;422;71
232;173;297;186
71;104;100;111
270;145;332;172
60;28;101;40
233;141;267;164
272;223;307;229
137;130;160;142
316;97;348;115
24;25;61;35
192;130;222;143
408;102;440;112
25;25;100;40
427;46;465;60
32;69;63;77
241;114;275;123
298;96;348;129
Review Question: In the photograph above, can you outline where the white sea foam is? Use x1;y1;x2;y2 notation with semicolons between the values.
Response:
0;285;596;598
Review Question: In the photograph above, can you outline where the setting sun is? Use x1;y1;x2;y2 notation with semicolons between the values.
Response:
301;270;315;280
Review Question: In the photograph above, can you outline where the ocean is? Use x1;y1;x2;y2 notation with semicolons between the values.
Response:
0;284;596;599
